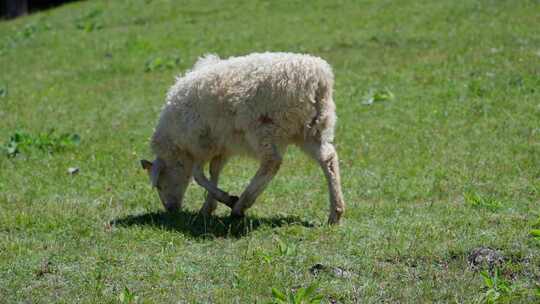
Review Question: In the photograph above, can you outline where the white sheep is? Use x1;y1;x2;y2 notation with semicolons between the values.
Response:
141;52;345;224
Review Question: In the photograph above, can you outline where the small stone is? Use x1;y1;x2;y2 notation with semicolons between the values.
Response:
309;263;326;275
309;263;352;279
68;167;79;175
332;266;352;279
362;97;374;105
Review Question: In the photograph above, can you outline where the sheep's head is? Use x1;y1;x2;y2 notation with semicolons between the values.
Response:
140;157;192;212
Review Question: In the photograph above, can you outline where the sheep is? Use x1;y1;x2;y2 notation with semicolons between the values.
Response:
141;52;345;224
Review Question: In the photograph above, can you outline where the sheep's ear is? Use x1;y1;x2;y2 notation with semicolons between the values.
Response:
141;159;153;171
150;158;165;187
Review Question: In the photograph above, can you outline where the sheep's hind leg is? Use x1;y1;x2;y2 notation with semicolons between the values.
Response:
199;155;227;216
231;143;283;218
301;141;345;225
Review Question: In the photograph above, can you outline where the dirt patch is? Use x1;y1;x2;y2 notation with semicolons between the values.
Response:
35;259;53;277
467;247;504;271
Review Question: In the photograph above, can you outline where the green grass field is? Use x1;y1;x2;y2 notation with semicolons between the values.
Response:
1;0;539;302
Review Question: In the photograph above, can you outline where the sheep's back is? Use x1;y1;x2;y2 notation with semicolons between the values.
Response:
160;53;335;158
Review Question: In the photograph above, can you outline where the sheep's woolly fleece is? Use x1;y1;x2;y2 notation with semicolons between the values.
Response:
151;52;337;162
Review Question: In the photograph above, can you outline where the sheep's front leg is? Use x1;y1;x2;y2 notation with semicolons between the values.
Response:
302;141;345;225
199;156;227;216
231;144;282;217
193;164;237;208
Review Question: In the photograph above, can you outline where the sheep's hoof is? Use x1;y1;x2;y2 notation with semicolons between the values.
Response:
230;195;239;205
198;207;215;217
327;215;341;225
164;205;179;213
223;195;239;209
230;210;245;220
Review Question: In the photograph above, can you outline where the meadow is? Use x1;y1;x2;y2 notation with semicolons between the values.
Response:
0;0;539;302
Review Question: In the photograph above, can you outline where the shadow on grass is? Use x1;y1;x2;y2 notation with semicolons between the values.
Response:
111;210;315;238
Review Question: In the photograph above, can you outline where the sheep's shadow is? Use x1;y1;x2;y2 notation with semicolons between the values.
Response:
112;210;315;238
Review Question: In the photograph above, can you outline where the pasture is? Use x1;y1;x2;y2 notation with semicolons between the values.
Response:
0;0;539;302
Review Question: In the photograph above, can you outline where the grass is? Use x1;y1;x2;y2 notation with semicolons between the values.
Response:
0;0;539;302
